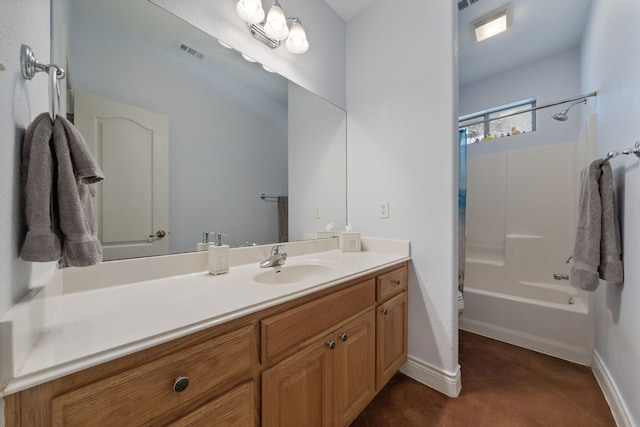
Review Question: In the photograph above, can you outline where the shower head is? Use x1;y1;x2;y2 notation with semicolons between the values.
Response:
552;99;587;121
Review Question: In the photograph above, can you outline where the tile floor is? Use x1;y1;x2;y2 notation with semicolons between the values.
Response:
351;330;616;427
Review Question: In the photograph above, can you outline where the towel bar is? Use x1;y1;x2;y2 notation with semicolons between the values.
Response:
260;193;279;200
607;141;640;159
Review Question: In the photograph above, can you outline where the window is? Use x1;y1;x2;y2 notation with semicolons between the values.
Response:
459;99;536;144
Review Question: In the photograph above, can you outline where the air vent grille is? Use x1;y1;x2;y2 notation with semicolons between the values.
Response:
177;42;204;60
458;0;481;11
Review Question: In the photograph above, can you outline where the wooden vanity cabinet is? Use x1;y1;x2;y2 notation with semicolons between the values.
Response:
5;262;409;427
262;310;376;427
260;278;378;427
376;266;408;390
6;323;259;427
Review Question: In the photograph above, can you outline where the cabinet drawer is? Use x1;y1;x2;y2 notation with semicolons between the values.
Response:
168;381;256;426
262;279;375;363
376;266;407;301
51;325;256;426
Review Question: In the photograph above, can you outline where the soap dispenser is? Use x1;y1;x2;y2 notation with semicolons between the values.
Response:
208;233;229;275
197;231;212;251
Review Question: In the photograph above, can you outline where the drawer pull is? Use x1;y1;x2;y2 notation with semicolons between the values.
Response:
340;333;348;342
392;279;401;285
382;308;388;315
327;340;336;350
173;376;190;393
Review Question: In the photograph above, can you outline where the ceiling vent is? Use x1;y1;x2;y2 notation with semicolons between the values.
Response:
458;0;481;11
176;41;204;60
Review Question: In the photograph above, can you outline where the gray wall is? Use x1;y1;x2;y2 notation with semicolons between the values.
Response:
582;0;640;423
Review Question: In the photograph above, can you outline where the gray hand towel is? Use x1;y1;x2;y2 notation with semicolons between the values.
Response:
21;112;104;267
53;116;105;267
570;159;623;291
21;113;63;261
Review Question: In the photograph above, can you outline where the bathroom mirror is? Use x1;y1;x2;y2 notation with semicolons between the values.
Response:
53;0;347;260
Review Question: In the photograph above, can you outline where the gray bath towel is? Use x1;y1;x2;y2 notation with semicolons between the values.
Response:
21;113;104;267
570;158;623;291
278;195;288;243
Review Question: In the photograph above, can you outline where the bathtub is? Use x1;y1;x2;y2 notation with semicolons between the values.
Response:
459;283;593;365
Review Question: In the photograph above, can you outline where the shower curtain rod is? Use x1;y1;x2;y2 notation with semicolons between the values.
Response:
459;91;597;128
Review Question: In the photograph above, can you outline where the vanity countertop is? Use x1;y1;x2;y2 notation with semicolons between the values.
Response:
1;239;410;395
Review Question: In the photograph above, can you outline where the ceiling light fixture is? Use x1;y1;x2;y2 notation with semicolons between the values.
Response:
473;8;509;42
235;0;309;54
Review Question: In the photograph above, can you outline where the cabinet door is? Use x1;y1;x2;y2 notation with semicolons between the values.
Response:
167;382;255;427
333;311;376;427
376;292;408;389
262;335;335;427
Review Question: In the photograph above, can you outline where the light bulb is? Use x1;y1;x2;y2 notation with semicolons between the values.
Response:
285;19;309;54
264;2;289;40
236;0;265;24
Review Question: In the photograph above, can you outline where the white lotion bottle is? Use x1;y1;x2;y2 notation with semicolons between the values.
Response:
208;233;229;275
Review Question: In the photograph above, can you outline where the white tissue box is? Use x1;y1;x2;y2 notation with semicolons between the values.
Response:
317;231;335;239
339;232;361;252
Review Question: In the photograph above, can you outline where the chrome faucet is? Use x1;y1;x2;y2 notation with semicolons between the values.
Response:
260;245;287;268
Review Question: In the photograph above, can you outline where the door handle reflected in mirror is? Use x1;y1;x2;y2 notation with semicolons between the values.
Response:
148;230;168;242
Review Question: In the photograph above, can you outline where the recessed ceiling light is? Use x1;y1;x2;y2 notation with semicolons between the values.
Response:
473;8;509;42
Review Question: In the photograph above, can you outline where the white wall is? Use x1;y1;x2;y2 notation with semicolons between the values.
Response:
288;83;347;241
69;9;288;250
0;1;53;314
151;0;346;109
347;0;460;394
582;0;640;424
460;48;583;157
0;0;51;422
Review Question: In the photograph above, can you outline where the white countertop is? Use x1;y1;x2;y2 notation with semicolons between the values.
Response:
1;239;410;395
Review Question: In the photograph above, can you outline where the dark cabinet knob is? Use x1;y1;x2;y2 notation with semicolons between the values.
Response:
173;376;190;392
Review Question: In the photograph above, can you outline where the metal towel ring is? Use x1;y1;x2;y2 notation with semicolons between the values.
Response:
20;44;65;121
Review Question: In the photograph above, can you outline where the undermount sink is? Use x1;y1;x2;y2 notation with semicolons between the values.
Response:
253;264;333;285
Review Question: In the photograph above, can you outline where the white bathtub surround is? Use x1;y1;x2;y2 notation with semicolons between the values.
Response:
460;287;593;365
463;142;595;365
0;237;409;396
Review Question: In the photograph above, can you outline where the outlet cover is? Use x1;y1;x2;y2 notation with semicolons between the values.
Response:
378;201;389;218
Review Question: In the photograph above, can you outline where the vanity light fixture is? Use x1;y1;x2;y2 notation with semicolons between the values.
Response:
241;53;257;62
218;40;234;49
235;0;309;54
473;7;509;42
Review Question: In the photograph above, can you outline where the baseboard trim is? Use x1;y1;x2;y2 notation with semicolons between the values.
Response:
400;356;461;397
591;350;634;427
